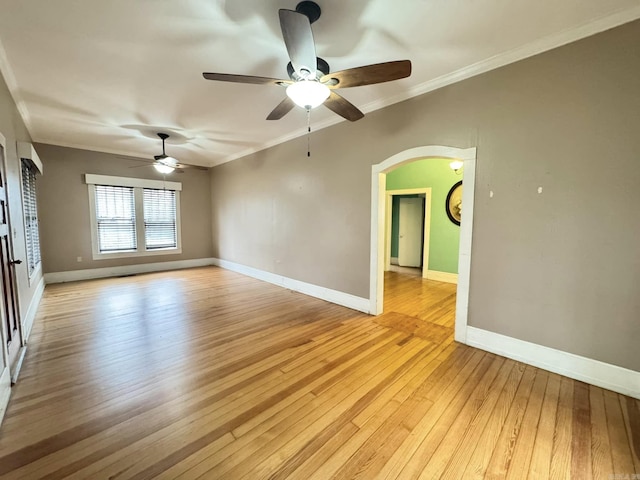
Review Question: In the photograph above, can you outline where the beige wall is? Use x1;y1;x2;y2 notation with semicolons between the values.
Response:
211;21;640;371
0;69;42;343
35;144;213;273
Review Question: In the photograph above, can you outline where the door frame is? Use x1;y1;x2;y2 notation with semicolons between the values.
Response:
385;188;432;278
0;131;12;423
370;145;477;344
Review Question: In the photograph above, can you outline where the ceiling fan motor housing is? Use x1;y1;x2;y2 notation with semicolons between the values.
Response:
287;57;330;81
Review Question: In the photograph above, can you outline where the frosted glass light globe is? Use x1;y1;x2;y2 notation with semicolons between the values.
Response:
286;80;330;109
154;156;177;174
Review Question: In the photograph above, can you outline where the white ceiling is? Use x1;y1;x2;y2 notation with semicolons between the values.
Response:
0;0;638;167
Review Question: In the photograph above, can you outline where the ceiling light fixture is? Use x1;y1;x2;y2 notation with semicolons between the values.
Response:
154;157;177;174
286;80;330;109
449;160;464;175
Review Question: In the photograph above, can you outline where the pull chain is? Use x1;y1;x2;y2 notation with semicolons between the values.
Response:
306;107;311;157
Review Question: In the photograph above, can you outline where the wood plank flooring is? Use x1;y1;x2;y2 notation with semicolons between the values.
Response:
0;266;638;479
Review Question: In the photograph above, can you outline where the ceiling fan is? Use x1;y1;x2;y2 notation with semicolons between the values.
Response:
131;133;207;174
202;1;412;122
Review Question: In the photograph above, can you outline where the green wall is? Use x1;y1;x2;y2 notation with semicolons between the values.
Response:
386;158;461;273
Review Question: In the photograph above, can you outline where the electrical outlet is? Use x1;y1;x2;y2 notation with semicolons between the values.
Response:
77;256;82;262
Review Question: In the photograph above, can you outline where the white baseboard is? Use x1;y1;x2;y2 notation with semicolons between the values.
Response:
425;270;458;284
212;258;371;314
0;368;11;427
22;275;45;340
466;326;640;400
10;346;27;384
44;258;217;284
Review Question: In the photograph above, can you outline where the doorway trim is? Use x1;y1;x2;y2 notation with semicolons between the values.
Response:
370;145;477;344
385;188;432;279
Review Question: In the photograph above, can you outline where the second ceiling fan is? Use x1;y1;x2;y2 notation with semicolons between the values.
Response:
130;133;208;174
203;1;412;122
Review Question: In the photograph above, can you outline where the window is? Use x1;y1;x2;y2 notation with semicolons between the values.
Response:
86;174;181;259
95;185;136;253
21;160;41;275
144;189;177;250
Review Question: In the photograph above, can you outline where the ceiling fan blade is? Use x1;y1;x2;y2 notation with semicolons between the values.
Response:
203;72;290;86
279;9;317;78
131;161;205;172
320;60;412;88
324;91;364;122
266;97;295;120
175;163;209;171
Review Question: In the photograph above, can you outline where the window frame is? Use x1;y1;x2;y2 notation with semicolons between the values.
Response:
19;158;42;282
86;174;182;260
143;188;179;251
93;184;138;253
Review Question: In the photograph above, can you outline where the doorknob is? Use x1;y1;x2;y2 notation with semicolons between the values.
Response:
10;259;22;265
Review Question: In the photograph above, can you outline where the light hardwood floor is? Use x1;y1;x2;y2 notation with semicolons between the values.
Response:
0;266;638;479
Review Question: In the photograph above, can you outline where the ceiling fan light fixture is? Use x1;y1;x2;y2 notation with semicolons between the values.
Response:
154;156;178;174
286;80;330;109
154;163;175;174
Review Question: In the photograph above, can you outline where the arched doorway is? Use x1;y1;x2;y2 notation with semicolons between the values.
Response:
369;146;477;344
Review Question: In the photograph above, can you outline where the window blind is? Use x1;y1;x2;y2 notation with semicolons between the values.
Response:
21;160;41;274
143;188;177;250
94;185;136;252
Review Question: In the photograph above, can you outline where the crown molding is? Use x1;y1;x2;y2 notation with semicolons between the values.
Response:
0;37;33;133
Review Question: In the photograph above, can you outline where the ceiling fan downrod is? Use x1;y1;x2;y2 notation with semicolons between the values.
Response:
295;1;321;24
157;132;169;156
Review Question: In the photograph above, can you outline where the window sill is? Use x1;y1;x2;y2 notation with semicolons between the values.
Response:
92;247;182;261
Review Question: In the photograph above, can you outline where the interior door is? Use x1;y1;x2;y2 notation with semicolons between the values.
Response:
0;140;15;421
398;197;424;267
0;141;22;376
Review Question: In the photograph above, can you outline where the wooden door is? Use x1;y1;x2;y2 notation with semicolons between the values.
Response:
0;139;14;421
0;139;22;380
398;197;424;267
